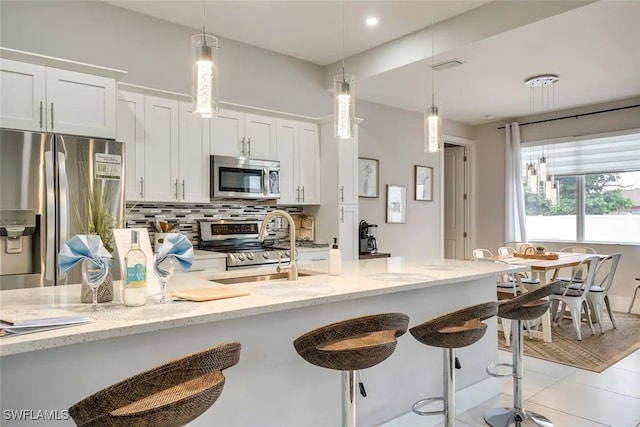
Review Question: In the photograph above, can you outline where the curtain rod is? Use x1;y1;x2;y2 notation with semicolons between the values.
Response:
497;103;640;130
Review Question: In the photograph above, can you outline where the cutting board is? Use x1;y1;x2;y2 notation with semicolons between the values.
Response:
171;287;250;302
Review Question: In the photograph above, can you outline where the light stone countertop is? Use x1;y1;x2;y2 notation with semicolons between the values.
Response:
0;257;528;357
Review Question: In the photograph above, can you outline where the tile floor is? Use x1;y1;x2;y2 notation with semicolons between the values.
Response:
451;348;640;427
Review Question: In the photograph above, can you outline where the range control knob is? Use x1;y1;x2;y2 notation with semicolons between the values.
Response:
237;253;246;261
246;253;255;260
284;251;290;257
263;252;270;259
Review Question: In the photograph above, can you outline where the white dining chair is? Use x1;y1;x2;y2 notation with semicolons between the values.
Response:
556;246;597;283
629;278;640;313
472;248;493;259
549;255;600;340
586;253;621;332
498;246;540;286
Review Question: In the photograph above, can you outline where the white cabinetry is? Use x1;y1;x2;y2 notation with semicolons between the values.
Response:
210;109;276;160
296;248;330;265
315;121;360;261
117;89;209;203
0;58;116;138
276;119;320;205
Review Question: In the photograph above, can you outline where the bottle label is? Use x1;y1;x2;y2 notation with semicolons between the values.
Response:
126;264;147;289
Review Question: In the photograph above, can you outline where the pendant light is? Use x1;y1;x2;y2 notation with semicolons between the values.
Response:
333;1;354;139
424;20;441;152
191;0;219;118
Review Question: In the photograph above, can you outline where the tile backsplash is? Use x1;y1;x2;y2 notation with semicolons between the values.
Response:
126;202;303;250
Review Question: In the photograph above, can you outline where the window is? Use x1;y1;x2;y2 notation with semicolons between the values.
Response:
522;130;640;244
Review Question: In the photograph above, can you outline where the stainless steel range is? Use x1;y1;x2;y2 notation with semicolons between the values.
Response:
198;220;292;269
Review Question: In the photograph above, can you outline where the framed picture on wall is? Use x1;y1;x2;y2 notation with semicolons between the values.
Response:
386;184;407;224
358;158;379;198
415;165;433;201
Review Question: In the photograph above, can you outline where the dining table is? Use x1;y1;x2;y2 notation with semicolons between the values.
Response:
491;252;605;343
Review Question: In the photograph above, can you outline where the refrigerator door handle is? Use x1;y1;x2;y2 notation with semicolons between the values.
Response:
58;151;69;256
45;150;55;282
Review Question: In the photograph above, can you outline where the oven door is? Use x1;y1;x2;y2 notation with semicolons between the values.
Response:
211;156;275;200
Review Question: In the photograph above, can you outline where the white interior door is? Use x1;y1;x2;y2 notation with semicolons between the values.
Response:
444;146;466;259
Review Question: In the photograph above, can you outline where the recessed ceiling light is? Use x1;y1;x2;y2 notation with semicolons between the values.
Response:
366;17;378;27
484;115;495;120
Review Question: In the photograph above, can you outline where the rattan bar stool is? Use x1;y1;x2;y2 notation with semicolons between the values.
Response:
484;282;561;427
409;301;499;427
68;342;241;427
293;312;409;427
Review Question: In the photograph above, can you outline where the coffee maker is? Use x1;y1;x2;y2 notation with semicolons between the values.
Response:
359;220;378;255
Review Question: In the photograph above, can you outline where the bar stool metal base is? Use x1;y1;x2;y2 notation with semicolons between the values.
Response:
484;407;553;427
412;348;455;427
342;370;357;427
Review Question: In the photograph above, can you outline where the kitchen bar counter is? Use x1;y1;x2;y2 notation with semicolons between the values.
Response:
0;258;528;426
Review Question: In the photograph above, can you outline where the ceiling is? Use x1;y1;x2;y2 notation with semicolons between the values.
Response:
104;0;640;125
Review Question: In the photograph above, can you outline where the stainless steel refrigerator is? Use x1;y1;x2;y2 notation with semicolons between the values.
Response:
0;129;125;289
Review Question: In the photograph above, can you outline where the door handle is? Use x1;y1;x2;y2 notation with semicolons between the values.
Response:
50;103;54;129
175;179;179;200
340;206;344;223
39;101;43;129
58;150;69;254
181;180;186;200
247;138;251;157
301;186;305;202
45;150;55;283
340;185;344;202
296;186;300;202
140;177;144;199
241;137;245;156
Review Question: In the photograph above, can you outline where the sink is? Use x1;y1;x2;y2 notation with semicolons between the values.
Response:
211;271;317;285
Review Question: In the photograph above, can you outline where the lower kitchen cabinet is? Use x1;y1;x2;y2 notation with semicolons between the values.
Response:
296;248;329;265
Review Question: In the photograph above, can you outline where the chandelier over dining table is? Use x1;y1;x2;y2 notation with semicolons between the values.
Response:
524;74;559;206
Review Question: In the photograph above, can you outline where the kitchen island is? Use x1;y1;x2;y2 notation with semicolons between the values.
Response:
0;257;528;426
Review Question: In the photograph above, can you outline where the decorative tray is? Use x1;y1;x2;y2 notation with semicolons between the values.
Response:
513;252;559;260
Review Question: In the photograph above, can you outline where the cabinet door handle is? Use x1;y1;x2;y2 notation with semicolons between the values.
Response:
301;186;305;202
340;185;344;202
50;103;54;129
39;101;43;129
340;206;344;223
181;180;186;200
175;179;179;200
241;137;245;156
140;177;144;198
247;138;251;157
296;186;300;202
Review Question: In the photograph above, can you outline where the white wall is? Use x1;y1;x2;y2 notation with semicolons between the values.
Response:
356;99;473;258
0;0;331;117
473;96;640;311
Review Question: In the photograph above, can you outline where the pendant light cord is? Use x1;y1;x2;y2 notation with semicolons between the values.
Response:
202;0;207;44
342;0;346;80
431;17;435;105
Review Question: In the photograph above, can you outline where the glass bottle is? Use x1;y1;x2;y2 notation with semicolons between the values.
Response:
124;230;147;307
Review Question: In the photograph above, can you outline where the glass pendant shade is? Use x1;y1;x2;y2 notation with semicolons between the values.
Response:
538;156;547;182
191;33;219;118
424;104;442;152
549;182;559;206
527;168;538;193
333;74;354;139
544;175;554;200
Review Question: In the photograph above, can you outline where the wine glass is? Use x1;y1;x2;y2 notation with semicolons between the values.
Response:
81;259;109;311
154;256;175;304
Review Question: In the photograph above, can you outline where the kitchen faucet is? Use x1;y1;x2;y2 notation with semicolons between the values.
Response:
258;210;298;281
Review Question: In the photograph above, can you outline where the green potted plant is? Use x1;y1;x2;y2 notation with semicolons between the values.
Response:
535;245;546;255
72;168;117;303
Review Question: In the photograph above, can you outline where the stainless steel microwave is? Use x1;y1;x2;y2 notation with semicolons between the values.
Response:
210;155;280;200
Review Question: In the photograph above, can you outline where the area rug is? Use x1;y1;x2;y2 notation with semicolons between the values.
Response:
498;312;640;373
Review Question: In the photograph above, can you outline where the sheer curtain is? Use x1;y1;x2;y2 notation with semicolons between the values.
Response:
504;122;527;242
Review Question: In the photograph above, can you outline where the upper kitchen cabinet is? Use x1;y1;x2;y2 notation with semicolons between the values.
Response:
178;101;210;203
117;88;210;203
0;58;117;139
210;109;277;160
276;119;320;205
143;96;180;202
